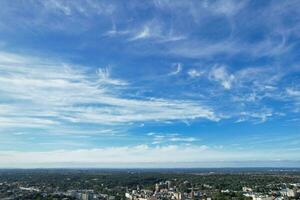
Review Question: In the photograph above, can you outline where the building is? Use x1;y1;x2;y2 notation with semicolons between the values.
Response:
81;192;93;200
243;187;253;192
280;188;295;197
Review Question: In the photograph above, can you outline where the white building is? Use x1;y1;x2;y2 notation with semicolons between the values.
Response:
243;187;253;192
280;188;295;197
244;193;273;200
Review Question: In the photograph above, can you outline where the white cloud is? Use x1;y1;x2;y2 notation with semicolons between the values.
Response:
203;0;247;16
168;63;182;76
128;21;186;42
102;19;187;43
130;26;151;41
1;144;299;168
286;88;300;97
169;137;197;142
153;0;247;19
42;0;115;16
0;145;208;167
96;67;128;86
147;132;156;136
0;52;218;133
167;36;290;59
209;65;235;89
239;109;273;123
43;0;72;15
286;88;300;111
187;69;203;78
103;23;130;37
148;132;199;144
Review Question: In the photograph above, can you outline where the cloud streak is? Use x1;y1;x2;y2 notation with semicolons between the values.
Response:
1;144;299;168
0;52;217;134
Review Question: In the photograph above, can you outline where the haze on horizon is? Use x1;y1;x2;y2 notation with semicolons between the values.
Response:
0;0;300;168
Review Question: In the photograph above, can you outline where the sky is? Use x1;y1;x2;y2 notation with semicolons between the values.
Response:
0;0;300;168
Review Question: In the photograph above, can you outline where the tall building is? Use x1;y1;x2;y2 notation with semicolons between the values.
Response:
174;192;182;200
166;181;172;189
155;183;160;193
81;192;93;200
191;187;194;200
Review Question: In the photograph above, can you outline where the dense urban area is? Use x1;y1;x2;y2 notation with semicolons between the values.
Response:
0;169;299;200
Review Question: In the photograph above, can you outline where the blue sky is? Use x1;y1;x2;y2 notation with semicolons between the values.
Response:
0;0;300;168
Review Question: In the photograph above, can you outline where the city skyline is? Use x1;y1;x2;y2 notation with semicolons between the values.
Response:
0;0;300;168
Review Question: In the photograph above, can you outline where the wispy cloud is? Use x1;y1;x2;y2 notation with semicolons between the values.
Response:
147;132;199;144
0;51;218;134
209;65;235;90
168;63;182;76
286;88;300;97
104;21;186;43
127;20;186;42
179;63;298;123
187;69;203;78
103;22;130;37
153;0;247;18
169;137;197;142
41;0;115;16
286;88;300;111
1;144;299;168
129;25;151;41
96;67;128;86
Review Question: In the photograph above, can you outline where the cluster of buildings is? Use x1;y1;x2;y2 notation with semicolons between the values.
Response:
125;181;300;200
0;182;117;200
125;180;212;200
64;189;116;200
1;179;300;200
242;185;300;200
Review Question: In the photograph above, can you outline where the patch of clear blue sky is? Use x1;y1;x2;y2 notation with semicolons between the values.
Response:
0;0;300;166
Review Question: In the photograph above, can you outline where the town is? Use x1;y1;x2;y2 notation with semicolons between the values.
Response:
0;169;299;200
